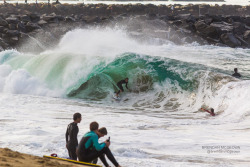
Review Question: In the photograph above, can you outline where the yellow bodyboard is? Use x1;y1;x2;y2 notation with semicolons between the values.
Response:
43;155;102;167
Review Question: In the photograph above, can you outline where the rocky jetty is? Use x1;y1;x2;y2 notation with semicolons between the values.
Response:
0;3;250;52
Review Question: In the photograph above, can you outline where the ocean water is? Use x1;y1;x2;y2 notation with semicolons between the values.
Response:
1;27;250;167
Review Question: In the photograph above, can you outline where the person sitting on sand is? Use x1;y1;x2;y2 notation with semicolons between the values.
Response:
116;78;129;97
232;68;241;78
201;108;215;116
65;113;82;160
77;122;121;167
91;127;110;164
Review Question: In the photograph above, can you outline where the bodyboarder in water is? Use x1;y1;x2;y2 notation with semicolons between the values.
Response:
201;108;215;116
116;78;129;97
232;68;241;78
65;113;82;160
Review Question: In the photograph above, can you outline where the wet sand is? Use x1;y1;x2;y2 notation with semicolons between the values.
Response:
0;148;87;167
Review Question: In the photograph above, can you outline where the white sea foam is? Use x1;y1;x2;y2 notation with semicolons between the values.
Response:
0;27;250;167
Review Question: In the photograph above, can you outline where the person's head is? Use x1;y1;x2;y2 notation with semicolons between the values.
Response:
211;108;214;114
73;113;82;123
125;78;128;82
234;68;238;73
97;127;108;138
90;121;99;131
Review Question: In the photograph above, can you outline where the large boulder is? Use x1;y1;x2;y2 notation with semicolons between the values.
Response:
29;13;40;22
0;38;9;49
0;18;8;27
4;30;20;37
220;33;241;47
243;30;250;44
8;23;17;30
65;16;75;22
244;17;250;26
3;36;19;46
17;22;26;32
228;16;242;22
20;15;31;22
210;22;233;34
25;22;41;32
233;22;246;35
6;17;19;24
0;26;5;33
41;14;59;23
177;14;196;24
194;21;219;39
37;20;48;27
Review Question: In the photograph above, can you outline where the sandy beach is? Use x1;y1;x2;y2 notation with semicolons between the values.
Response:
0;148;87;167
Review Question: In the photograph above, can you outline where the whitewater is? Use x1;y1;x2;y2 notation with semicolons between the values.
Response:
1;27;250;167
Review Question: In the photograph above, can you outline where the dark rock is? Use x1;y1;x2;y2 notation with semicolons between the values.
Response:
25;22;41;32
37;20;48;26
3;36;19;46
243;30;250;44
0;18;8;27
235;34;250;47
20;15;31;22
170;20;183;26
147;13;157;19
194;21;219;39
42;15;58;23
29;13;40;22
65;16;75;22
245;25;250;30
204;17;213;25
209;15;224;22
243;30;250;39
178;14;196;24
215;43;227;47
10;36;19;42
17;22;26;32
244;17;250;26
56;15;65;21
210;22;233;34
6;17;19;24
233;22;246;35
206;37;220;43
228;16;242;22
85;16;101;23
159;15;169;21
167;15;176;21
183;22;196;32
4;30;20;37
9;23;17;30
174;20;183;26
0;26;5;33
0;38;9;49
220;33;241;47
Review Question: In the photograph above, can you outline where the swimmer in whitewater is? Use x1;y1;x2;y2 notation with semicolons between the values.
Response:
116;78;129;97
232;68;241;78
201;108;215;116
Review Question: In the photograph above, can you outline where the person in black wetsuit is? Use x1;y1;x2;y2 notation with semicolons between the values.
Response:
91;127;109;164
116;78;129;97
77;122;121;167
65;113;82;160
232;68;241;78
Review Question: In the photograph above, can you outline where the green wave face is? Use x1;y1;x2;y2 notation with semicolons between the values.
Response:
67;53;202;100
0;50;223;101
